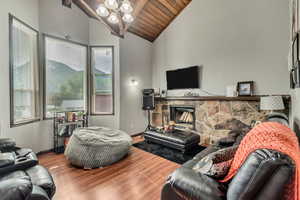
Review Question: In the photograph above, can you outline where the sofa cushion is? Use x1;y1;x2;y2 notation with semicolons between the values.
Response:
25;165;56;198
193;146;238;179
227;149;294;200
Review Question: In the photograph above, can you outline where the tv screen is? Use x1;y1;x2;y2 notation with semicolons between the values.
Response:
166;66;200;90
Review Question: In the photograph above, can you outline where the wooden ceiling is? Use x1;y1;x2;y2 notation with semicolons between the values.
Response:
73;0;192;42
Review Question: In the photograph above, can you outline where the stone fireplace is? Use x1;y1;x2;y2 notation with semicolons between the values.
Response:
170;105;195;130
152;96;290;146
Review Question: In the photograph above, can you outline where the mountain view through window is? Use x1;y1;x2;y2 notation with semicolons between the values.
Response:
45;37;87;117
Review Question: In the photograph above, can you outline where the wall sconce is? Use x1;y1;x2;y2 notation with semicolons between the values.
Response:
130;79;138;86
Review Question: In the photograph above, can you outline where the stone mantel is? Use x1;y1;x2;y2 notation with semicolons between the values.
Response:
152;95;290;146
155;95;291;102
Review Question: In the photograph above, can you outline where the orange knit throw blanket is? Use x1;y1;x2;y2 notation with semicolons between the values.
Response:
220;122;300;200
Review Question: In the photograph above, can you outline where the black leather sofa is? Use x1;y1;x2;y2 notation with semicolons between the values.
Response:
161;114;295;200
0;139;56;200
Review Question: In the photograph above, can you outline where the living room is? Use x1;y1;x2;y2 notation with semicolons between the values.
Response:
0;0;299;200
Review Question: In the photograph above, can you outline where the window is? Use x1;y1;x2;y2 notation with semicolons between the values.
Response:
9;15;40;126
90;46;114;115
44;36;87;118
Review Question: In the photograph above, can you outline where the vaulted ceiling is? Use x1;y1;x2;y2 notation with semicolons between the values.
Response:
72;0;192;42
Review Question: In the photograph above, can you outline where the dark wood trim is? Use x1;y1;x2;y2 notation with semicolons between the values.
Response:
89;46;115;116
155;95;291;102
42;34;89;119
9;14;41;128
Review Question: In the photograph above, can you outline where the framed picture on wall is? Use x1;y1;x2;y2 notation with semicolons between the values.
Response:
237;81;254;96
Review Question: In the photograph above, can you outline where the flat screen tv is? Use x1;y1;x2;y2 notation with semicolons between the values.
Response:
166;66;200;90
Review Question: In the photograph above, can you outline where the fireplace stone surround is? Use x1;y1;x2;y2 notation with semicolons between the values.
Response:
152;96;290;146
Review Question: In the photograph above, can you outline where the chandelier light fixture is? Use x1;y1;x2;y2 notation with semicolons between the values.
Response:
96;0;134;24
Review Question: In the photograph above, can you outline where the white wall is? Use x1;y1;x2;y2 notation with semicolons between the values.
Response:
89;19;121;129
120;33;152;135
152;0;290;96
0;0;52;153
39;0;89;44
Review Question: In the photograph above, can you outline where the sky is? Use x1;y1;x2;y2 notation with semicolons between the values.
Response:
46;37;112;74
46;37;86;71
92;48;113;74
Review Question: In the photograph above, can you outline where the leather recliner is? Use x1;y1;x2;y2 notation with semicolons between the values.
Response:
161;114;295;200
0;139;56;200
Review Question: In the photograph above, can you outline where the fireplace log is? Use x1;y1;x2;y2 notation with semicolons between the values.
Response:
179;112;186;121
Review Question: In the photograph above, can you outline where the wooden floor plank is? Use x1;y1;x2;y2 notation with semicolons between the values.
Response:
38;146;179;200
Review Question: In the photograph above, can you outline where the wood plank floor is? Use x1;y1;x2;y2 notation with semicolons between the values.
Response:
38;144;179;200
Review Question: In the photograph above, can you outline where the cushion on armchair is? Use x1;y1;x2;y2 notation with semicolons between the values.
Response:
193;146;238;179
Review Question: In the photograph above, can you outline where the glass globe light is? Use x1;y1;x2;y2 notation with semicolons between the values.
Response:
96;4;109;17
120;0;133;14
104;0;118;10
122;13;134;23
108;12;119;24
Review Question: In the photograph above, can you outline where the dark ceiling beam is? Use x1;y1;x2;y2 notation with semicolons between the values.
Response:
73;0;122;37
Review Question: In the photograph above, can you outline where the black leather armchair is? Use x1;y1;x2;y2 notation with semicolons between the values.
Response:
0;139;56;200
162;149;294;200
161;114;295;200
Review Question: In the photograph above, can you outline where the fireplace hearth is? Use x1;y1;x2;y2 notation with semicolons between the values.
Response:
170;105;195;130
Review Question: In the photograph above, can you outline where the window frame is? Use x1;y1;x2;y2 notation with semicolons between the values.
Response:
89;46;115;116
42;34;89;119
9;14;41;127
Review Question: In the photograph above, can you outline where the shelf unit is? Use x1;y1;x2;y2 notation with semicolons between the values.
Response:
53;110;88;153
